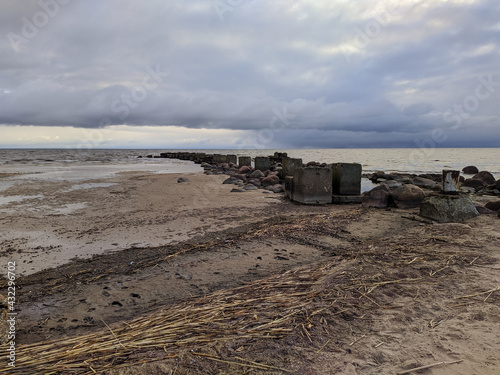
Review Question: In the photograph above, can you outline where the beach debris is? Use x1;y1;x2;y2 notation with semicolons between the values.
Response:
462;165;479;174
397;360;463;375
420;195;479;223
392;184;426;209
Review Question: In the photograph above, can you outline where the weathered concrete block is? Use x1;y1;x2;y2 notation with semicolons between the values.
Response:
285;176;294;199
420;195;479;223
331;163;362;195
442;170;460;193
238;156;252;167
213;154;227;164
226;154;237;164
281;157;303;179
255;157;271;171
292;167;333;205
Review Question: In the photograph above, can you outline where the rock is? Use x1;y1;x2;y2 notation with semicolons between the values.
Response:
495;180;500;191
392;184;426;208
420;195;480;223
222;177;239;184
473;171;496;185
362;184;391;208
484;200;500;211
261;175;280;187
243;184;258;191
385;180;403;190
249;170;265;179
462;166;479;174
306;161;320;167
247;178;262;186
462;178;486;191
230;188;246;193
269;184;284;193
412;177;438;189
177;177;190;183
475;205;496;215
238;166;252;174
233;174;247;181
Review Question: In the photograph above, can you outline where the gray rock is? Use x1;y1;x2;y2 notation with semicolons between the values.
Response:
392;184;426;208
385;180;403;190
420;195;479;223
247;178;262;186
177;177;190;183
243;184;258;191
362;184;391;208
269;184;284;193
222;177;239;184
462;166;479;174
249;170;265;179
230;188;246;193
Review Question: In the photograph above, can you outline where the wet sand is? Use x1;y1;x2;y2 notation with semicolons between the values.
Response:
0;171;499;374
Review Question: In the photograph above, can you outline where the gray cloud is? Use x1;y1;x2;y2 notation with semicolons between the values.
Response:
0;0;499;148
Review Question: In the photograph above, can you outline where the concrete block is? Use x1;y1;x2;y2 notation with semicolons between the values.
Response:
238;156;251;167
281;157;303;179
285;176;294;199
213;154;227;164
255;157;271;171
292;166;333;205
226;154;237;164
331;163;362;195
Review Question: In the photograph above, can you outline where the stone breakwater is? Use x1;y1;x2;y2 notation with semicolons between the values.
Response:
152;151;500;221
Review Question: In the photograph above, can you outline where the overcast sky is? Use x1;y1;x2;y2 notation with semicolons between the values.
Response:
1;0;499;149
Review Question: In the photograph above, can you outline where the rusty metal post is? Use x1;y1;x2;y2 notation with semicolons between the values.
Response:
442;170;460;194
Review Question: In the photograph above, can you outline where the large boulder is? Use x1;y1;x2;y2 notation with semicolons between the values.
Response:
473;171;496;185
392;184;426;208
462;166;479;174
495;180;500;191
420;195;479;223
484;200;500;211
462;178;486;191
411;177;438;189
362;184;391;208
238;166;252;174
261;175;280;187
249;170;265;179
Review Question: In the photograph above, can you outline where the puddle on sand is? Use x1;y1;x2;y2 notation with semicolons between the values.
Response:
0;194;43;206
63;182;117;192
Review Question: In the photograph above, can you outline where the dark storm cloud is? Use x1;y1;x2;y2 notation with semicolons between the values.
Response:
0;0;499;147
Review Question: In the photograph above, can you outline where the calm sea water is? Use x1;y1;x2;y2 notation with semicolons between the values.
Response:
0;148;499;183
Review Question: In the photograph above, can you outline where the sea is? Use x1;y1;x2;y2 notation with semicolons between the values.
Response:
0;148;499;196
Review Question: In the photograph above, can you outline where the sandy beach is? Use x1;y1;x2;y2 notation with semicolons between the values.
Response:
0;169;499;374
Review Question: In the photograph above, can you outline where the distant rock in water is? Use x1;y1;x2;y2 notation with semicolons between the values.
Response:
177;177;190;183
462;166;479;174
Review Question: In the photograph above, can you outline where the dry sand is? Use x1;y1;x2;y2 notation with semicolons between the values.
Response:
0;171;499;374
